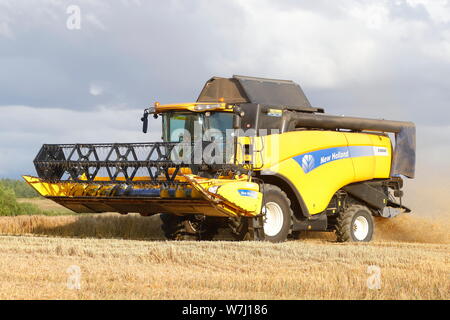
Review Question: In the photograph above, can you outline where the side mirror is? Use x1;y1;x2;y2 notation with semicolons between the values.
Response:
233;106;244;130
141;110;149;133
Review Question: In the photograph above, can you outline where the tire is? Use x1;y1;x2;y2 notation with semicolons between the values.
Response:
160;184;294;242
160;214;199;240
199;217;223;240
228;217;254;241
261;184;293;243
335;204;374;242
160;214;221;241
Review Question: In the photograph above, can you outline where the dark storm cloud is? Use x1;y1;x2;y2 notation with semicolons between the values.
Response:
0;0;245;109
0;106;162;177
0;0;449;178
1;0;449;122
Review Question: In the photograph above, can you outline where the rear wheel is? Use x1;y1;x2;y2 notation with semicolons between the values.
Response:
335;204;374;242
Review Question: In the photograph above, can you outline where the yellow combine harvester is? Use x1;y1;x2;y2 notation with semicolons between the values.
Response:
24;75;415;242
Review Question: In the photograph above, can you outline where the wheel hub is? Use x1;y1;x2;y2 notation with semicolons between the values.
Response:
353;216;369;241
262;202;284;237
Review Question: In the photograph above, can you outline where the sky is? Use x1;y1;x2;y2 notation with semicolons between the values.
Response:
0;0;449;192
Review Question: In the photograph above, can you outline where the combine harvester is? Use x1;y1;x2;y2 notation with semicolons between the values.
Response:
24;76;415;242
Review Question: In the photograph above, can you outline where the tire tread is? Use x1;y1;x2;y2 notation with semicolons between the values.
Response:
335;204;373;242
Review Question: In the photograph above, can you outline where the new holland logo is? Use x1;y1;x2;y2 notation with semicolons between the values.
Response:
301;154;315;173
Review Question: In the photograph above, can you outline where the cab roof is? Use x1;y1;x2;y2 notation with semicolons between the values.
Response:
196;75;323;113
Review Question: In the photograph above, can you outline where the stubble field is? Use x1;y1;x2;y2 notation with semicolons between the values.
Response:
0;198;448;300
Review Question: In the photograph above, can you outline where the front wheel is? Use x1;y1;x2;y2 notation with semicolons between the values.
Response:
160;214;222;240
261;184;293;242
335;204;374;242
160;214;199;240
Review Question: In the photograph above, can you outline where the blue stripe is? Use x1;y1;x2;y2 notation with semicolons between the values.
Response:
348;146;374;158
238;189;258;198
293;146;374;174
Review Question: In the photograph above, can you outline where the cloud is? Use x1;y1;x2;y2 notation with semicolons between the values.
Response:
406;0;450;23
0;0;449;178
89;83;105;96
0;105;160;178
4;0;447;123
85;13;106;30
206;0;450;125
0;21;13;38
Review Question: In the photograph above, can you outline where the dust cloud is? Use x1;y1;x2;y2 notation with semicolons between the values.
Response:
383;167;450;243
300;168;450;244
374;214;449;244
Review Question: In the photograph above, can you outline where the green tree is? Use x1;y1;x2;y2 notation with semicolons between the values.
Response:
0;179;39;198
0;184;42;216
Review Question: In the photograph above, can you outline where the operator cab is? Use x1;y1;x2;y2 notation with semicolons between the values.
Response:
162;111;234;143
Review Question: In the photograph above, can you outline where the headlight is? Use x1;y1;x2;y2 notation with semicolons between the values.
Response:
208;186;220;194
194;104;223;111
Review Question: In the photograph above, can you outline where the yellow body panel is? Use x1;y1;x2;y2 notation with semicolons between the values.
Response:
23;174;263;217
184;175;262;217
23;176;77;197
240;130;392;215
154;102;233;113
